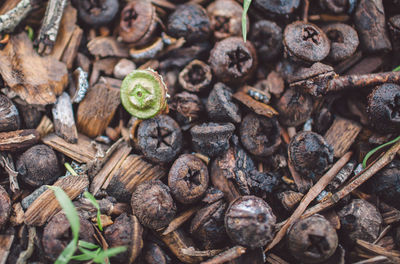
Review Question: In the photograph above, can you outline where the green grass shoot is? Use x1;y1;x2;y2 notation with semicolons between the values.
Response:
83;191;103;231
242;0;252;42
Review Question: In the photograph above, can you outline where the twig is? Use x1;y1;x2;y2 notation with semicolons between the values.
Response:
265;151;352;253
36;0;67;54
373;225;391;245
0;152;19;192
302;0;309;22
352;256;388;264
288;159;312;193
0;0;37;34
163;206;200;235
16;227;36;264
302;139;400;219
181;247;223;257
201;246;246;264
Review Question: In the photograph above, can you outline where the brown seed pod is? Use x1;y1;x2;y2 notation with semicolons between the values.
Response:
0;94;20;132
179;60;212;93
276;88;313;127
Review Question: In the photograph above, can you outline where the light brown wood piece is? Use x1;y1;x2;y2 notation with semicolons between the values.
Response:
356;239;400;259
77;82;120;138
10;203;24;226
233;90;278;118
325;117;362;158
52;92;78;143
42;133;98;163
0;0;20;14
90;141;132;195
24;175;89;226
0;234;14;264
87;36;129;58
89;58;118;85
61;25;83;70
76;52;91;72
36;115;54;138
0;32;68;105
0;129;39;151
201;246;246;264
163;206;200;235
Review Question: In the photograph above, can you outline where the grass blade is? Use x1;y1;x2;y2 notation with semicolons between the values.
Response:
83;191;103;231
362;136;400;168
242;0;252;42
393;65;400;72
93;246;127;263
78;240;100;250
55;240;77;264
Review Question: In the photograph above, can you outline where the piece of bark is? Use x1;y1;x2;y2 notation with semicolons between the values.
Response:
77;82;120;138
89;58;118;86
10;203;24;226
87;37;129;58
0;32;68;105
105;154;166;202
0;0;35;33
356;239;400;259
98;76;122;89
36;115;54;138
233;89;278;118
49;3;77;60
0;0;20;14
0;129;39;151
61;26;83;69
24;175;89;226
76;52;91;72
69;67;89;103
0;234;14;264
52;92;78;143
14;99;43;129
346;55;385;75
90;141;132;195
324;117;362;158
42;133;98;163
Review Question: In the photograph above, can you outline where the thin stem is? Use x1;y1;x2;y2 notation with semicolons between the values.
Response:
64;162;78;176
362;136;400;168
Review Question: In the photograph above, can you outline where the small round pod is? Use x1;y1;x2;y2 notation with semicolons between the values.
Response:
0;94;20;132
131;180;176;230
287;214;338;264
288;131;334;179
322;23;359;62
77;0;119;27
206;82;241;124
169;92;203;126
225;195;276;248
239;113;281;158
367;83;400;133
276;88;313;127
42;212;95;262
253;0;300;16
16;144;61;188
104;213;143;263
168;154;209;204
179;60;212;93
0;185;11;229
249;20;283;62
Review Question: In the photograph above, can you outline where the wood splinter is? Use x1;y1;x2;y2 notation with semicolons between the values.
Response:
52;92;78;143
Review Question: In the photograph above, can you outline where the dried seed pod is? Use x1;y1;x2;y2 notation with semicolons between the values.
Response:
42;212;95;261
16;144;61;187
389;15;400;51
119;0;158;46
190;122;235;158
367;83;400;133
168;154;209;204
283;21;330;64
225;195;276;248
167;3;211;44
354;0;392;53
254;0;300;16
239;113;281;158
337;199;382;244
367;160;400;209
190;200;228;249
288;131;334;179
77;0;119;27
247;170;279;197
178;60;212;93
0;185;11;229
169;92;203;126
276;88;313;127
322;23;359;62
249;20;283;62
114;59;136;80
206;0;247;40
319;0;355;14
277;190;304;211
209;37;258;84
131;180;176;230
0;94;19;132
287;214;338;264
143;242;171;264
104;213;143;263
206;82;241;124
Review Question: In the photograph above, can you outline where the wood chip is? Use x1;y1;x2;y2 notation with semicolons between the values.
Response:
0;32;68;105
61;25;83;70
87;36;129;58
233;89;278;118
325;116;362;158
163;206;200;235
10;202;24;226
52;92;78;143
36;115;54;138
24;175;89;226
0;234;14;264
356;239;400;259
0;129;39;151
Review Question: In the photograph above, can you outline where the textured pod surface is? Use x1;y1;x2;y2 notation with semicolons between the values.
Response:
0;186;11;229
276;88;313;127
206;82;241;123
322;23;359;62
0;94;20;132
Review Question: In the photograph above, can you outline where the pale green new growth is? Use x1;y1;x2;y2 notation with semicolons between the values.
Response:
242;0;252;42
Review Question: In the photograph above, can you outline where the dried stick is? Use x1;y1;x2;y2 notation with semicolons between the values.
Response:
302;139;400;219
265;151;353;253
201;246;246;264
0;152;19;192
163;206;200;235
16;227;36;264
0;0;38;33
36;0;67;54
302;0;309;22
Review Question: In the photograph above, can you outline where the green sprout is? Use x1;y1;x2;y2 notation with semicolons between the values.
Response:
48;186;126;264
362;136;400;168
393;65;400;72
242;0;252;42
121;69;167;119
84;191;103;231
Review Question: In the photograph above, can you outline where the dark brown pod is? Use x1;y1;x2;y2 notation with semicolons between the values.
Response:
0;185;11;229
288;131;334;179
104;213;143;263
389;15;400;51
287;214;338;264
0;94;20;132
131;180;176;230
42;212;95;261
209;37;258;84
143;242;171;264
178;60;212;93
168;154;209;204
322;23;359;62
249;20;283;62
239;113;281;157
16;144;61;188
276;88;313;127
206;82;241;124
254;0;300;16
119;0;157;46
170;92;203;126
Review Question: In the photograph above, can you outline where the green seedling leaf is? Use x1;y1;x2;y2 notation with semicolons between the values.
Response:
83;191;103;231
393;65;400;72
71;248;102;261
78;240;100;250
362;135;400;168
64;162;78;176
93;246;127;264
242;0;252;42
55;238;77;264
